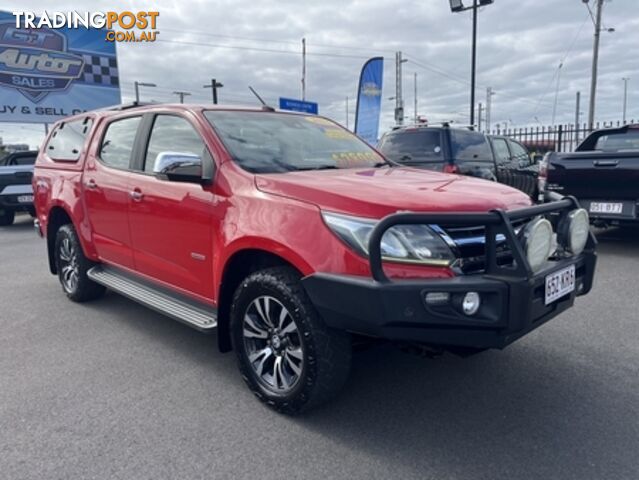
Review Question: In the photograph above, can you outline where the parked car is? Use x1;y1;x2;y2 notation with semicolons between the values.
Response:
377;124;497;180
377;125;539;198
540;124;639;227
0;150;37;225
488;135;539;198
34;104;596;413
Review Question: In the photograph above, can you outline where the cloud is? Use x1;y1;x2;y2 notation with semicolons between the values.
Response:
2;0;637;149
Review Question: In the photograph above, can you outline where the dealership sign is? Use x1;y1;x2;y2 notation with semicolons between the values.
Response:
279;97;318;115
0;11;121;124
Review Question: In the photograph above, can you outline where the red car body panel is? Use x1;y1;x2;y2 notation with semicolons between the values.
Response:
34;105;533;308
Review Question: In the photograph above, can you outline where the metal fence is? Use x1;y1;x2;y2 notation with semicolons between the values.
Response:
488;119;637;153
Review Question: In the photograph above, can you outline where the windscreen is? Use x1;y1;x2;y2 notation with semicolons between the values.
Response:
204;111;384;173
450;129;494;163
594;130;639;152
377;130;444;164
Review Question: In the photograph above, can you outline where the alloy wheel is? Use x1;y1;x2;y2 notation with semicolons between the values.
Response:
59;237;79;293
242;295;304;394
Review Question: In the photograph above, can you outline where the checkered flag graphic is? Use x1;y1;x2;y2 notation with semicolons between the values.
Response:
80;55;119;86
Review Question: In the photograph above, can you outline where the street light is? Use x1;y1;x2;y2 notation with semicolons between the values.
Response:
173;91;191;104
203;78;224;104
449;0;494;127
134;81;156;103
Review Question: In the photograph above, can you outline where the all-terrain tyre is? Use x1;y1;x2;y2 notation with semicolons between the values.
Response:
230;266;351;414
54;224;106;302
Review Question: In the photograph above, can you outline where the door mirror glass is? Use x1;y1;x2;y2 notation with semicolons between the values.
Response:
153;151;202;182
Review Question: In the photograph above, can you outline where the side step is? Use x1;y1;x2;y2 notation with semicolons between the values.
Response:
87;266;217;331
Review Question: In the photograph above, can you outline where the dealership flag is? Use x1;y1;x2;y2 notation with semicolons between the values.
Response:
354;57;384;144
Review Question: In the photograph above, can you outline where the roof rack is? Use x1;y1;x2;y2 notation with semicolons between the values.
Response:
94;101;154;112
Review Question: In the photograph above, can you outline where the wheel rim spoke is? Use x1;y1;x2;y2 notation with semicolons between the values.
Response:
242;295;304;394
243;313;269;339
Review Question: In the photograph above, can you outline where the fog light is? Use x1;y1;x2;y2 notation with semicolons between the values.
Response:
425;292;450;305
523;218;553;272
462;292;481;315
560;208;589;255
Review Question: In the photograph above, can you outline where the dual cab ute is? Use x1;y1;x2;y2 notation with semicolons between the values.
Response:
541;124;639;226
34;104;597;413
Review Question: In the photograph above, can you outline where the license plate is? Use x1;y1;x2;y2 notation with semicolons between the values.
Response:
545;265;576;305
17;195;33;203
589;202;623;214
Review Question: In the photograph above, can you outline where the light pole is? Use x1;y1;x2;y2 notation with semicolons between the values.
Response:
622;77;630;123
585;0;614;130
449;0;494;127
134;81;156;103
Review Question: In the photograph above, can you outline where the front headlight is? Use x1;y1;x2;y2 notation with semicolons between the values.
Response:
322;212;455;265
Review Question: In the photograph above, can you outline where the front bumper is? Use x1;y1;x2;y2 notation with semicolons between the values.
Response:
302;197;597;350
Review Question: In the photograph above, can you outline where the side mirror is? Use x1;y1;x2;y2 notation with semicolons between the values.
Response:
532;153;543;164
153;151;202;183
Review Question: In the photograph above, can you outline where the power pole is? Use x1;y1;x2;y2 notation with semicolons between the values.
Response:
478;102;483;132
301;38;306;101
622;77;629;123
395;51;407;125
203;79;224;104
486;87;494;132
173;91;191;104
575;90;581;144
470;0;478;127
414;72;418;124
588;0;604;130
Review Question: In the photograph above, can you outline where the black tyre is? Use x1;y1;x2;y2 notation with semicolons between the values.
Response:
230;266;351;414
0;209;15;226
54;224;106;302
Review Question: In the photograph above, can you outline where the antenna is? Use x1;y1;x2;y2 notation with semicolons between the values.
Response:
248;86;275;112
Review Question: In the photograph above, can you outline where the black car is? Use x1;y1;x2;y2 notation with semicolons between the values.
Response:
0;150;37;225
488;135;539;198
377;124;497;181
542;124;639;227
377;125;538;198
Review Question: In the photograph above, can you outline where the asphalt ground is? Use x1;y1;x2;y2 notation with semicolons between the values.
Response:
1;214;638;479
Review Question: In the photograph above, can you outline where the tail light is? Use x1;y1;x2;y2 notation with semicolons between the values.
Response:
443;164;459;174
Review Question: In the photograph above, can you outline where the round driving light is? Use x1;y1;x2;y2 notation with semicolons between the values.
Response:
462;292;481;315
567;208;589;255
524;218;553;272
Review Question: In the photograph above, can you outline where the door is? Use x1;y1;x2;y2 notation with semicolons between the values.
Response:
490;137;513;187
127;113;215;300
83;115;142;269
507;139;536;196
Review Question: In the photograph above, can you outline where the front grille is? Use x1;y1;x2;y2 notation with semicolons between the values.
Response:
443;220;528;274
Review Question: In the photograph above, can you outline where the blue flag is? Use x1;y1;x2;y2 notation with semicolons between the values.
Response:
354;57;384;144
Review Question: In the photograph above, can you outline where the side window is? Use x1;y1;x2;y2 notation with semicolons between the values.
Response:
46;118;93;161
144;115;205;173
509;140;529;163
491;138;511;164
99;116;142;169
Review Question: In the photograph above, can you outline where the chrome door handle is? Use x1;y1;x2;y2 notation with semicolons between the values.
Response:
130;190;143;201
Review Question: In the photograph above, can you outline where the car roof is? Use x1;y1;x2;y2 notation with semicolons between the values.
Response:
56;103;309;124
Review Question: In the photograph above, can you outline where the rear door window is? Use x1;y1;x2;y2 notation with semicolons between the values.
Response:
378;130;444;164
491;138;510;164
45;118;93;161
450;130;493;163
99;116;142;170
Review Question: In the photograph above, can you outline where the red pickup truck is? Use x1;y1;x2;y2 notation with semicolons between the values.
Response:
33;104;596;413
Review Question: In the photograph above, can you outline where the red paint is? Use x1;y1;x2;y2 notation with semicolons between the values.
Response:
34;104;533;307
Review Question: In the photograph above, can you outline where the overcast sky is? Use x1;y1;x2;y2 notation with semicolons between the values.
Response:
4;0;638;149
